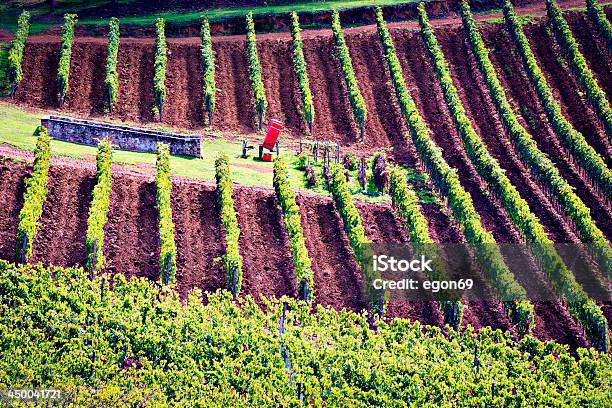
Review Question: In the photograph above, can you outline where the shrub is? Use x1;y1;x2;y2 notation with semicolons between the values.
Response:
16;126;51;263
371;151;389;193
155;144;177;285
273;158;314;301
104;18;120;113
85;139;113;274
343;153;358;171
215;155;243;296
245;12;267;129
7;11;30;97
57;14;78;106
290;12;315;132
586;0;612;50
153;18;167;120
201;16;216;125
331;10;367;140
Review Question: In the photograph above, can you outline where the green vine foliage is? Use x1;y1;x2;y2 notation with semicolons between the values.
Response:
104;18;120;113
215;155;243;296
503;0;611;197
290;11;315;132
57;14;77;105
245;12;268;129
389;167;463;330
331;10;367;140
460;0;609;351
153;18;167;120
586;0;612;50
201;17;216;125
273;158;314;302
461;1;612;278
376;7;532;336
2;260;611;405
16;126;51;263
7;11;30;96
155;144;177;285
85;139;113;274
546;0;612;135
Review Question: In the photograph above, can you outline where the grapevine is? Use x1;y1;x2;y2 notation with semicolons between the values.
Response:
155;143;177;284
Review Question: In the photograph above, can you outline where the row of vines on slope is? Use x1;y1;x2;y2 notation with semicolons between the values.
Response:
153;18;167;120
245;12;268;130
388;167;463;329
331;10;367;141
201;17;216;125
290;11;315;133
422;3;608;350
273;158;314;302
545;0;612;135
104;18;120;113
155;144;177;285
85;139;112;274
586;0;612;49
57;14;77;106
459;1;612;280
375;7;533;336
8;11;29;97
16;126;51;264
504;0;611;197
215;155;243;296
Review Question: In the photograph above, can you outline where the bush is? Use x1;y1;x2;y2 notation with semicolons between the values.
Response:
104;18;120;113
273;158;314;301
215;155;243;296
201;16;216;125
57;14;78;106
290;12;315;132
7;11;30;96
155;144;177;285
587;0;612;50
245;12;268;129
331;10;367;140
343;153;358;171
371;151;389;193
16;126;51;263
85;139;113;274
153;18;167;120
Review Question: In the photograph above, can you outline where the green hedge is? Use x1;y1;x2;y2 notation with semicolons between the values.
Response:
503;0;611;197
273;158;314;302
389;167;463;329
290;11;315;132
376;7;532;336
104;18;120;113
331;10;367;140
155;144;177;285
85;139;113;274
7;11;30;96
245;12;268;129
215;155;243;296
587;0;612;50
546;0;612;135
153;18;167;120
201;17;216;125
16;126;51;263
57;14;77;106
461;1;611;279
460;1;609;351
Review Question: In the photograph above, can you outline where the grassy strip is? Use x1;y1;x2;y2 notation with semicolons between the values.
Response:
460;0;609;351
245;12;268;130
376;7;533;335
155;144;177;285
461;1;612;278
7;11;29;97
85;139;112;273
57;14;77;106
153;18;167;120
587;0;612;49
201;17;216;125
273;157;314;302
16;126;51;263
389;167;463;329
290;11;315;133
546;0;612;135
331;10;367;140
215;155;243;296
104;17;120;113
504;1;611;197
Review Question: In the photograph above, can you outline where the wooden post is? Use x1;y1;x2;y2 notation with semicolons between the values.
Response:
335;142;340;164
359;158;366;190
313;142;318;162
89;239;97;280
20;233;28;265
163;253;171;285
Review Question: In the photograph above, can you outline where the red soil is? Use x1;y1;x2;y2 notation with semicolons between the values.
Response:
0;159;28;262
15;38;60;107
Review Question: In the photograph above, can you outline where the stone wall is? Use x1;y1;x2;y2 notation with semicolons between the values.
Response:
40;115;202;157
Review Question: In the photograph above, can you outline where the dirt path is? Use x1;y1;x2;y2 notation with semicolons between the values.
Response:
0;159;28;262
234;187;297;302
